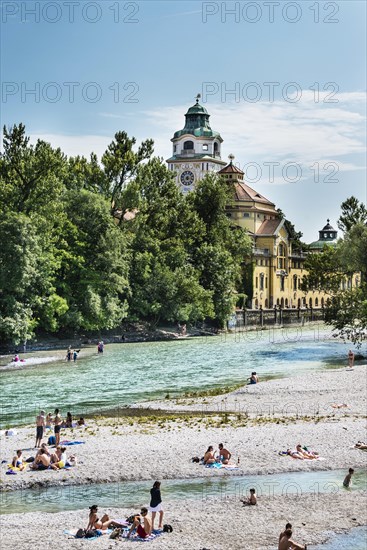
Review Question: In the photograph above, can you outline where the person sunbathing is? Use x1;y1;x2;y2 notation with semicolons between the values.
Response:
203;446;216;464
296;444;318;459
279;528;307;550
127;508;152;539
287;449;304;460
355;441;367;449
241;488;257;506
31;449;51;470
331;403;349;409
218;443;231;464
50;446;67;470
12;450;25;471
86;505;126;531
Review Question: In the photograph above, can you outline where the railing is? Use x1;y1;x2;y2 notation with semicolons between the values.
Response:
180;149;195;156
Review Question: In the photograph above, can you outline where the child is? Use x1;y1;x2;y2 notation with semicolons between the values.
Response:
241;488;257;506
343;467;354;488
12;449;25;471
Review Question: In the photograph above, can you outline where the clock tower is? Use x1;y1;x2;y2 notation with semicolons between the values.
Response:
166;95;226;193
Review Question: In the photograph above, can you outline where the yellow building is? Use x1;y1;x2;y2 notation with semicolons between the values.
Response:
219;158;340;310
167;100;359;311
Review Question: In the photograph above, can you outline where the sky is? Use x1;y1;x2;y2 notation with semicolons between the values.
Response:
1;0;366;241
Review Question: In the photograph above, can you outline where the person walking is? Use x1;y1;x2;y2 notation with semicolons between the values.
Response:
348;349;354;368
149;481;164;531
35;410;45;448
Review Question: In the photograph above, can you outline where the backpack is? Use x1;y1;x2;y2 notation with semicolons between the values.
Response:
75;528;85;538
48;435;56;445
163;524;173;533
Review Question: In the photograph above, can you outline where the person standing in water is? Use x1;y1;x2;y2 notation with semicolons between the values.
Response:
343;467;354;488
66;346;72;361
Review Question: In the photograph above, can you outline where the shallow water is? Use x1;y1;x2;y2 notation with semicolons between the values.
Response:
313;525;367;549
0;469;365;515
0;325;357;428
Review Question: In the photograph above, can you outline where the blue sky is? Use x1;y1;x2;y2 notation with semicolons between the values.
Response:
1;0;366;241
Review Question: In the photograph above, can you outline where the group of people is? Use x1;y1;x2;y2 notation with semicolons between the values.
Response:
286;445;319;460
12;443;76;472
85;481;164;540
36;409;84;448
203;443;232;465
66;346;79;362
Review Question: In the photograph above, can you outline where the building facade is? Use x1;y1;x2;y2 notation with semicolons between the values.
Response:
167;100;358;310
166;96;226;193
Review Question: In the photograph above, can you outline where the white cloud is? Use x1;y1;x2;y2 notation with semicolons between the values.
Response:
27;92;366;182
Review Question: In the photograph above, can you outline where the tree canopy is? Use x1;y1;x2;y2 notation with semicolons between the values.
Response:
0;124;252;344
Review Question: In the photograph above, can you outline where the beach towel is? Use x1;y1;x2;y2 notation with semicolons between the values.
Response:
60;440;85;446
64;529;111;540
121;529;162;542
205;462;239;470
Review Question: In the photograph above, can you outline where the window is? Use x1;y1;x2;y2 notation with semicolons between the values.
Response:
293;275;297;291
173;145;176;152
243;213;250;218
265;277;268;289
184;140;194;150
260;273;264;291
315;298;318;307
214;142;219;154
280;276;285;291
277;243;287;269
324;233;327;238
202;144;208;151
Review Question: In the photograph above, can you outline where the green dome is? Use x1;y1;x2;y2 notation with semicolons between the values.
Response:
173;99;222;140
308;240;337;250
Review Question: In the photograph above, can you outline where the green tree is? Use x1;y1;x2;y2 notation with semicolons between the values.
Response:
189;174;252;327
101;131;154;218
337;196;367;233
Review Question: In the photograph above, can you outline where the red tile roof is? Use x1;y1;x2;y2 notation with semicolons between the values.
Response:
256;218;283;235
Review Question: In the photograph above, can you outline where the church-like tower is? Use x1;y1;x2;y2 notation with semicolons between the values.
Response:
166;96;226;193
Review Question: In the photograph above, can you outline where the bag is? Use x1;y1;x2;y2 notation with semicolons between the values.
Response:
25;457;35;463
75;528;85;538
110;528;121;540
85;529;98;538
191;456;200;463
163;524;173;533
48;435;56;445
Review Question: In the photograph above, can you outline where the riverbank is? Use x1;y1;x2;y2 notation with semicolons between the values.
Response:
0;360;366;549
1;366;366;491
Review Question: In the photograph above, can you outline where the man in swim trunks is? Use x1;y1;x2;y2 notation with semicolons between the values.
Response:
127;508;152;539
54;408;62;446
35;410;45;448
218;443;231;464
279;528;307;550
279;523;292;548
12;450;25;470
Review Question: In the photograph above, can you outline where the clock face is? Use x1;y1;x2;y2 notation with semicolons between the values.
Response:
180;170;195;186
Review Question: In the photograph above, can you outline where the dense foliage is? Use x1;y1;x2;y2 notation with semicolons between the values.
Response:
302;197;367;346
0;124;251;344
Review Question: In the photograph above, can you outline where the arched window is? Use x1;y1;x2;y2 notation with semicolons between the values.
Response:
277;243;287;269
297;298;301;308
280;298;284;308
309;297;313;307
214;142;219;154
255;298;259;309
293;275;297;290
259;273;264;291
315;297;319;307
321;297;324;308
183;140;194;150
276;298;280;306
285;298;288;307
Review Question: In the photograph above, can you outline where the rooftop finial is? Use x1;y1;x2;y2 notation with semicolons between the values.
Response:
327;218;330;223
195;93;201;104
228;153;235;164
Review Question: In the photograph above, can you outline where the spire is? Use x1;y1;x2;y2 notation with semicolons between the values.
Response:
195;93;201;105
228;153;235;165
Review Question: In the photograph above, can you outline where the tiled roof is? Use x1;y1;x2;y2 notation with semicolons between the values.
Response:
256;218;283;235
218;163;244;175
233;182;275;206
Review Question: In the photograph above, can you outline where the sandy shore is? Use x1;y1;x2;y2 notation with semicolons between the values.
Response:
0;364;366;548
